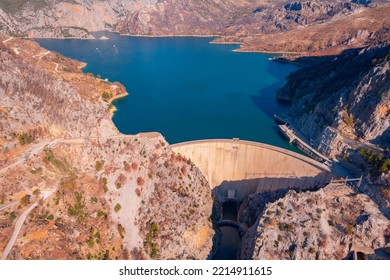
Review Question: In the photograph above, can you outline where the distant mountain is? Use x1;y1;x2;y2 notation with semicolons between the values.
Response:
0;0;389;55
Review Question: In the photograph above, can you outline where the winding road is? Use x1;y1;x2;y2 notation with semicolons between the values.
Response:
0;189;56;260
2;37;13;44
0;133;158;259
0;138;87;175
0;134;157;175
0;201;19;211
32;51;51;60
1;202;38;260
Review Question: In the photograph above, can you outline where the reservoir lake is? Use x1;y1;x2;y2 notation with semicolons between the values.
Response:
36;31;301;259
36;32;298;149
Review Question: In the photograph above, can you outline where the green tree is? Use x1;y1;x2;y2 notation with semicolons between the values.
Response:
114;203;121;212
380;159;390;173
18;132;32;145
95;160;104;171
102;92;111;102
9;212;16;222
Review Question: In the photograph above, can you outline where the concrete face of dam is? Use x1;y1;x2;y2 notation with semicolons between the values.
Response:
171;139;333;203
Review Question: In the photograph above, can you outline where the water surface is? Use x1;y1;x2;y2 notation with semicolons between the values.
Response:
36;32;298;149
213;202;240;260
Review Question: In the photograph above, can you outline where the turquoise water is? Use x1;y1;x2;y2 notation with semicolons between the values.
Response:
36;32;298;149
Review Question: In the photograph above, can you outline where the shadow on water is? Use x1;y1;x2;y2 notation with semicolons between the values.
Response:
250;82;290;120
249;59;298;120
249;81;303;154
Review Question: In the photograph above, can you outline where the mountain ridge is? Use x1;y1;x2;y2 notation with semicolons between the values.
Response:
1;1;389;57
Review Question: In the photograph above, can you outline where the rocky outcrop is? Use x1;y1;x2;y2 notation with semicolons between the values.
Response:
0;36;214;260
0;39;117;139
228;3;390;55
276;41;390;213
0;0;127;38
277;42;390;155
240;184;390;260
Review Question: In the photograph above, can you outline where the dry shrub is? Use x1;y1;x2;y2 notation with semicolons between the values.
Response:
137;177;145;186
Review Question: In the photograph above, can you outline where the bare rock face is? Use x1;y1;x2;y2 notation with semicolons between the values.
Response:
217;3;390;56
277;42;390;155
0;36;214;260
116;0;248;36
240;184;390;260
0;0;128;38
1;0;388;57
276;41;389;210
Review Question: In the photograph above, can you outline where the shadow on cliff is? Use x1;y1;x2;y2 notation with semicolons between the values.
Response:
213;172;332;205
209;173;333;260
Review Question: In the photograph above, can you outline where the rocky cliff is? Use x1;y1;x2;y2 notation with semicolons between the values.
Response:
0;35;214;260
0;36;119;140
277;41;390;208
239;184;390;260
0;1;389;56
230;3;390;56
278;42;390;153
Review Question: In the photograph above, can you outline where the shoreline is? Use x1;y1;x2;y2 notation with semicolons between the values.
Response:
78;62;87;70
233;48;303;55
25;35;96;40
108;91;129;115
120;33;220;38
122;33;307;57
26;30;309;59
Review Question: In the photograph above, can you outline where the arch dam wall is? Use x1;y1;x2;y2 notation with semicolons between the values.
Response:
171;139;334;203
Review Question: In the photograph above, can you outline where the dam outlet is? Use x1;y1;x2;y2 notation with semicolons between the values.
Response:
170;139;334;259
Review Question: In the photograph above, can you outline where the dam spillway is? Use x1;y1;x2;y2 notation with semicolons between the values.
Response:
171;139;333;203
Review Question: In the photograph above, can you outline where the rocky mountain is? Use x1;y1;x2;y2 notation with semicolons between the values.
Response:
239;184;390;260
228;3;390;56
0;1;389;260
278;42;390;153
277;41;390;208
0;37;121;140
0;1;389;56
0;35;214;260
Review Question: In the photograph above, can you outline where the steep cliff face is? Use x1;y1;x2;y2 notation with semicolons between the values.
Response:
0;36;214;260
117;0;229;35
278;42;390;155
240;184;390;260
0;1;388;56
0;0;128;38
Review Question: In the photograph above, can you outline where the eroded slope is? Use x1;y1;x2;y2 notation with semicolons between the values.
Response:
240;184;390;260
0;36;214;260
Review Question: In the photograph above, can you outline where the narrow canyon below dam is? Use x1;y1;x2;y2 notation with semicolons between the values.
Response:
172;139;333;259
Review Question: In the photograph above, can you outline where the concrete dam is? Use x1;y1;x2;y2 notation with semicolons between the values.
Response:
171;139;333;203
